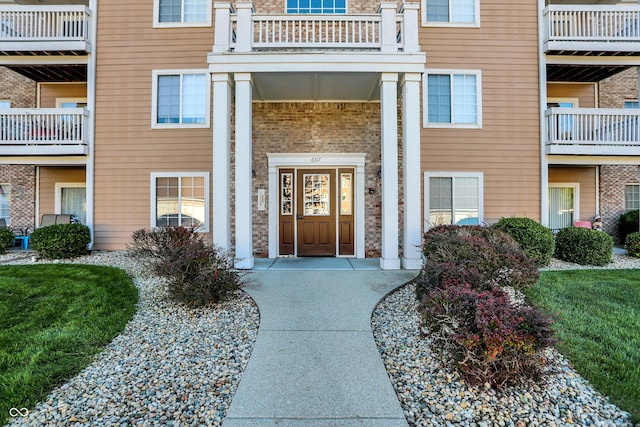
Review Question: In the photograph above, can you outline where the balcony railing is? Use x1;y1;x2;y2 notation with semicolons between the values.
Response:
546;108;640;155
213;2;420;54
0;5;90;53
544;5;640;54
0;108;89;156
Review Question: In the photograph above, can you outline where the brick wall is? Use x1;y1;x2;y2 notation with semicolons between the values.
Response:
0;67;36;108
0;165;36;233
599;165;639;242
250;101;403;258
598;68;639;109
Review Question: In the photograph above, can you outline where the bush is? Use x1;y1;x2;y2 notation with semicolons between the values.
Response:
617;210;639;244
0;228;15;254
30;223;91;259
554;227;613;266
419;281;555;387
625;231;640;258
128;226;242;308
415;261;491;302
422;225;538;291
493;217;555;267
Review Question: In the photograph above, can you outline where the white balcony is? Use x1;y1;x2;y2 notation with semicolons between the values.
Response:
0;108;89;156
0;5;91;55
213;2;420;54
544;5;640;55
546;107;640;156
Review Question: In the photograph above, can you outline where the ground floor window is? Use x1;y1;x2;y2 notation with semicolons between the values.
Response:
0;183;10;225
424;172;483;227
56;183;86;224
549;183;579;230
151;172;209;231
625;184;639;210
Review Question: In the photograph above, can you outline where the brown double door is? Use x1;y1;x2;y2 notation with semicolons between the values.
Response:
279;168;354;257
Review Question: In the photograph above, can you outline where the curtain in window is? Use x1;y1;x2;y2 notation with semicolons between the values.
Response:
549;187;574;230
181;74;206;124
159;0;181;23
0;184;10;226
426;0;449;22
453;74;477;124
61;187;86;224
625;185;639;211
428;75;451;123
184;0;207;23
452;0;475;23
157;75;180;123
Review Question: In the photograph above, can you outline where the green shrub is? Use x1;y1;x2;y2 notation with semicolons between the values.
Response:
129;226;242;308
0;228;15;254
617;210;639;243
422;225;538;291
493;217;555;267
555;227;613;266
30;223;91;259
625;231;640;258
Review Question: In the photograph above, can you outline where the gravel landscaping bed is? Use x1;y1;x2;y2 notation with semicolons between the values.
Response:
3;251;259;427
372;253;638;427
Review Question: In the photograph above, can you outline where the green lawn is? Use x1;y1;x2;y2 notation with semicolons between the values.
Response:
527;270;640;424
0;264;138;425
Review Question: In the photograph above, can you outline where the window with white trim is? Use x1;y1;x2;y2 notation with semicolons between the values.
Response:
0;183;9;226
287;0;346;14
151;172;209;231
152;70;210;128
423;0;479;26
625;184;639;210
153;0;211;27
424;172;483;228
424;70;482;128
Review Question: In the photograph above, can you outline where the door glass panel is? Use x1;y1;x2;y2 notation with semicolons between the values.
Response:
303;174;330;216
281;173;293;215
549;186;574;230
340;173;352;215
61;187;86;224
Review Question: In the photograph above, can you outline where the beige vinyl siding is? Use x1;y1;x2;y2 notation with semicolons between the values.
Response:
547;83;596;108
39;83;87;108
549;166;597;224
38;167;85;224
94;0;214;249
421;0;541;223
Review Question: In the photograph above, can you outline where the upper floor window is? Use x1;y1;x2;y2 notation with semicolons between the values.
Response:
423;0;479;27
424;70;482;128
153;0;212;27
287;0;346;14
152;70;210;129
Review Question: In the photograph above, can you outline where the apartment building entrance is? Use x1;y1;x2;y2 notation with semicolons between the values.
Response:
278;167;354;257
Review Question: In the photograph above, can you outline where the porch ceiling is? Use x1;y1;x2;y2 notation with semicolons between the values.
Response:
5;64;86;82
546;64;633;82
251;72;381;102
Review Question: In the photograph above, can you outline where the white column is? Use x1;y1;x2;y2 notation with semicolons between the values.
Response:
212;73;232;251
399;2;420;54
379;2;399;53
235;2;254;53
212;2;232;53
380;73;400;270
401;73;423;269
234;73;254;269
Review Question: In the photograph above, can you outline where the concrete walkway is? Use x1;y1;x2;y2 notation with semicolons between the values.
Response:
223;267;419;426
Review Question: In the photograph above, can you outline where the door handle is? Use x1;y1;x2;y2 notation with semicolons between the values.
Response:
296;214;304;220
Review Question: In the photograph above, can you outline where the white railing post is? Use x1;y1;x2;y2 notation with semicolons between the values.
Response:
379;2;398;53
400;2;419;53
235;1;254;53
213;2;232;52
